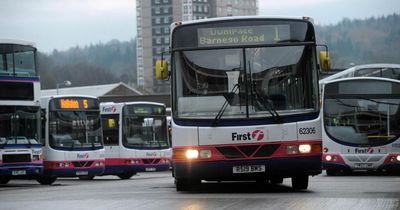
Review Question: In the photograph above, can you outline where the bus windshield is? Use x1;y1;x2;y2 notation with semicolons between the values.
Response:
323;79;400;146
174;45;317;120
49;111;103;150
0;44;37;77
172;20;318;122
122;115;169;149
121;104;168;149
0;106;41;146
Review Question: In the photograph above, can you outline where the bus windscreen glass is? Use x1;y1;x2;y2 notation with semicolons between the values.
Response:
323;79;400;146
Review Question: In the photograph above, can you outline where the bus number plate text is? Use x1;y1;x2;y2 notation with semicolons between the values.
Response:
232;165;265;174
354;163;373;169
12;170;26;176
76;171;89;176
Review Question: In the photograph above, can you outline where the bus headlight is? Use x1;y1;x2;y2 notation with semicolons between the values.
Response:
397;155;400;162
325;155;332;161
299;144;312;154
185;149;199;159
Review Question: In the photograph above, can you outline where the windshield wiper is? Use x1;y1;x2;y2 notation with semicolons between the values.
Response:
253;91;282;123
212;83;240;126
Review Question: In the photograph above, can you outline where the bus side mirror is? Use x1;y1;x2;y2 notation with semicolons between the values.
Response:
156;60;169;80
319;51;331;72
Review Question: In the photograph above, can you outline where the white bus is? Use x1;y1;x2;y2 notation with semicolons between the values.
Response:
38;95;105;184
100;102;171;179
0;40;43;184
321;77;400;175
156;16;323;191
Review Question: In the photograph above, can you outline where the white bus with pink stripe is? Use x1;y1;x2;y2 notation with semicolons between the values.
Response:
100;102;171;179
38;95;105;184
156;16;323;191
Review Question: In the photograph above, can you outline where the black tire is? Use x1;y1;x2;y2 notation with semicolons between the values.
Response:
270;177;284;184
117;172;136;180
0;177;11;184
78;175;95;180
291;175;308;190
326;169;338;176
37;177;57;185
175;178;200;191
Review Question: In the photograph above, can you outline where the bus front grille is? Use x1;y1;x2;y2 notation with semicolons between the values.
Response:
142;159;161;164
72;161;94;167
216;144;281;159
2;154;31;163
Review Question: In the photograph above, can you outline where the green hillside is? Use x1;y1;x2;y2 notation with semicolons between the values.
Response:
316;13;400;68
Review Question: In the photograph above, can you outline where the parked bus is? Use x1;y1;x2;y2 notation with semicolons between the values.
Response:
321;77;400;175
100;102;171;179
0;39;43;184
156;16;323;191
38;95;105;184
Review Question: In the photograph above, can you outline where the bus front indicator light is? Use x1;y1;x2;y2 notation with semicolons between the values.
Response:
286;145;298;154
185;149;199;159
199;150;212;158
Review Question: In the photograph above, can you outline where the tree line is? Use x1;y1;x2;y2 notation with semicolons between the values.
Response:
38;39;137;89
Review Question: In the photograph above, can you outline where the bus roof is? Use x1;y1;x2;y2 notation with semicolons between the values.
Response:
170;15;314;29
100;101;166;107
40;94;98;101
320;63;400;83
0;39;36;47
321;76;400;86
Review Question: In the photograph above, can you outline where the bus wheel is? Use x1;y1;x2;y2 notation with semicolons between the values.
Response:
117;172;136;180
175;178;200;191
0;177;11;184
291;175;308;190
326;169;338;176
270;177;284;184
37;177;57;185
78;176;95;180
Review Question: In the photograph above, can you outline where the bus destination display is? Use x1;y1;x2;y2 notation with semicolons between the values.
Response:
197;25;290;47
52;98;98;110
126;105;165;115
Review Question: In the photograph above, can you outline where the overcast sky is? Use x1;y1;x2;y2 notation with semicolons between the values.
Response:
0;0;398;53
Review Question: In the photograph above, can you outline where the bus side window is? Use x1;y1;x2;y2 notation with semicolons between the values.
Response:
102;117;119;146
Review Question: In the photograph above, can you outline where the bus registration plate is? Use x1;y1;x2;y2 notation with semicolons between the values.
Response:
354;163;373;169
12;170;26;176
233;165;265;174
76;171;89;176
145;167;156;172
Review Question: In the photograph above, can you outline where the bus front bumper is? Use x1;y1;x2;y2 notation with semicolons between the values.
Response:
43;167;105;177
173;156;321;181
103;164;170;175
0;164;43;178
